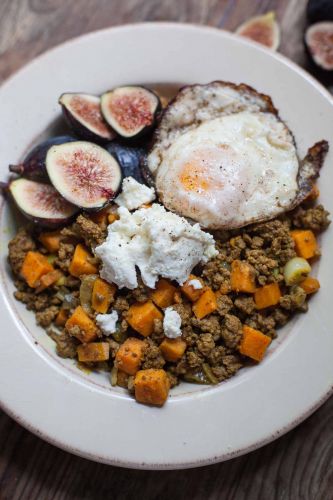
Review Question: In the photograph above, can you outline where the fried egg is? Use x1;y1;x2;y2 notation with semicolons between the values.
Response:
146;82;328;229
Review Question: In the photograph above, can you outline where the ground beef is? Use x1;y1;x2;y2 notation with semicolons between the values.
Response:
130;279;150;303
292;205;330;232
14;289;50;311
8;227;36;275
166;371;179;388
191;315;220;341
279;286;307;311
186;350;204;368
245;312;276;337
72;214;106;248
207;345;227;366
36;306;59;327
234;296;256;315
245;249;278;285
47;329;78;358
272;308;290;326
142;339;165;369
202;254;231;291
196;333;215;356
114;296;130;312
220;314;243;348
56;243;75;272
181;326;199;347
216;295;233;316
106;338;120;358
173;302;192;326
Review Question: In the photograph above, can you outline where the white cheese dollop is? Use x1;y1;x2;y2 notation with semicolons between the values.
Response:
96;310;118;336
163;307;182;338
95;203;218;290
115;176;156;211
188;278;203;290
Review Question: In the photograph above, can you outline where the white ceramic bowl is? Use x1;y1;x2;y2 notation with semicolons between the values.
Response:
0;23;333;470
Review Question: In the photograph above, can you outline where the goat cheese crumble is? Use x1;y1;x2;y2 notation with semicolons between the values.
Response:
188;278;203;289
95;203;217;290
163;307;182;338
115;176;156;211
96;310;118;335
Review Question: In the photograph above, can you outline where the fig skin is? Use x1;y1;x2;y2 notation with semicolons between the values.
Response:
307;0;333;23
59;93;116;144
101;86;162;140
106;141;146;183
4;178;79;228
236;11;280;51
305;21;333;72
9;135;76;182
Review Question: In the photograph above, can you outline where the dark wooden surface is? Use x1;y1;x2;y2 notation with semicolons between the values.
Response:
1;1;332;498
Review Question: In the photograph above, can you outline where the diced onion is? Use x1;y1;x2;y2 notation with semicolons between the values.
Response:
284;257;311;286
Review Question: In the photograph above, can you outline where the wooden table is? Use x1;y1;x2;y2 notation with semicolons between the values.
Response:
1;1;332;498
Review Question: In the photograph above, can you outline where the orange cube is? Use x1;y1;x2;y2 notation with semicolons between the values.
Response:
160;338;186;362
151;279;177;308
55;308;69;327
181;274;205;302
254;283;281;309
115;337;145;375
230;260;256;293
291;230;318;259
65;305;98;343
69;243;98;277
92;278;117;314
134;369;170;406
39;230;62;252
77;342;110;362
127;300;163;337
300;276;320;294
21;251;54;288
239;325;271;362
192;288;217;319
35;269;63;293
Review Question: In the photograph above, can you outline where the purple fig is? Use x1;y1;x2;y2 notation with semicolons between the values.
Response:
106;141;146;183
305;22;333;71
9;136;76;181
45;141;122;210
101;86;161;139
6;178;78;228
59;93;116;143
236;12;280;51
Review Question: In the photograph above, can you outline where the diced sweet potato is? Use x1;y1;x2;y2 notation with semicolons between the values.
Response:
92;278;117;314
134;369;170;406
69;243;98;277
300;276;320;294
55;308;69;327
291;230;318;259
108;213;119;224
239;325;271;362
89;208;109;226
151;279;177;308
231;260;256;293
127;300;163;337
21;251;54;288
35;269;63;293
115;337;145;375
160;338;186;362
254;283;281;309
192;288;217;319
38;230;62;252
65;305;98;343
181;274;205;302
77;342;110;362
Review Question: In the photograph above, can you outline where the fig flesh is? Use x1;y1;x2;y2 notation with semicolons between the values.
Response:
106;142;146;183
307;0;333;23
59;93;116;143
101;86;161;139
8;178;78;227
46;141;122;210
9;135;76;181
305;22;333;71
236;11;280;51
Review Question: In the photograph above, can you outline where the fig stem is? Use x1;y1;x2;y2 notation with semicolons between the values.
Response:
9;164;24;175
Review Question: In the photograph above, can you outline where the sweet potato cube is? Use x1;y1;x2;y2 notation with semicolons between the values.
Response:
127;300;163;337
65;305;98;343
21;251;54;288
230;260;256;293
92;278;117;314
77;342;110;362
134;369;170;406
291;230;318;259
89;208;109;226
151;279;177;308
181;274;205;302
35;269;63;293
55;308;69;327
254;283;281;309
38;231;62;253
160;338;186;362
115;337;145;375
239;325;271;362
300;276;320;294
69;243;98;277
192;288;217;319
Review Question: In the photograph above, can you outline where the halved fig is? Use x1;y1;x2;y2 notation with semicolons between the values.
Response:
46;141;122;210
307;0;333;23
9;136;76;181
7;178;78;227
305;22;333;71
59;93;116;143
101;86;161;139
106;141;146;183
236;11;280;50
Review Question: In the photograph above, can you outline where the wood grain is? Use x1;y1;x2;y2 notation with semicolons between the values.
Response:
1;1;333;499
